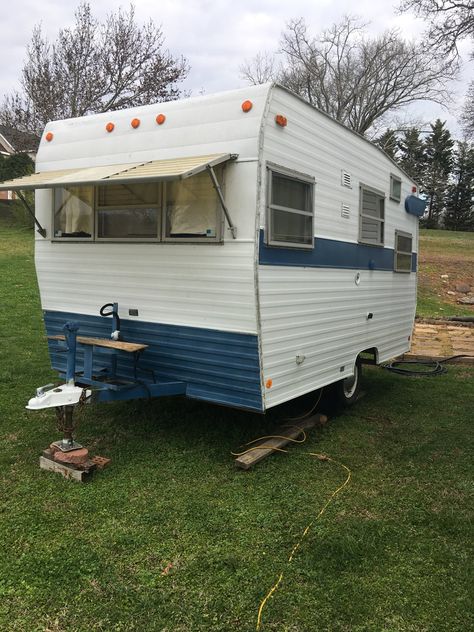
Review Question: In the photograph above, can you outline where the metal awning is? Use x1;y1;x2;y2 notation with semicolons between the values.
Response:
0;153;235;191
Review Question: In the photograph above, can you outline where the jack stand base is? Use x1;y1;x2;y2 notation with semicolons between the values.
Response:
40;448;96;482
51;439;83;453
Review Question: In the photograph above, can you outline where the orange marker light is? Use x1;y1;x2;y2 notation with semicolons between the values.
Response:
265;379;273;389
45;132;54;142
241;100;253;113
156;113;166;125
106;122;115;133
275;114;287;127
131;118;140;129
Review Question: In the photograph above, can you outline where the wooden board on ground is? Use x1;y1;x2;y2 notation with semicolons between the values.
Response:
234;414;326;471
40;450;97;482
48;334;148;353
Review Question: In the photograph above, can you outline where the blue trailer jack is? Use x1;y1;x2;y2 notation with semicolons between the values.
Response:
26;309;186;448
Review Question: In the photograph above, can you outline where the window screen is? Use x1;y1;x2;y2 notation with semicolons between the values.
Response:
390;175;402;203
164;171;221;239
394;230;413;272
359;186;385;246
267;169;313;248
54;187;94;238
97;183;161;239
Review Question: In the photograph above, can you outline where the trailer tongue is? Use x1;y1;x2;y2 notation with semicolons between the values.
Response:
26;303;186;451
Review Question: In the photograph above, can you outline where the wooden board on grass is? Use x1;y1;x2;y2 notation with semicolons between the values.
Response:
234;414;326;470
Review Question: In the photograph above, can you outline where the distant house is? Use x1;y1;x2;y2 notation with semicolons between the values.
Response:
0;126;39;200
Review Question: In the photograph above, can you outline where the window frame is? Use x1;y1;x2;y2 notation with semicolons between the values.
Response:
390;174;402;203
95;182;163;242
162;169;225;244
52;186;95;241
51;170;226;244
266;163;315;250
394;229;413;273
358;184;385;247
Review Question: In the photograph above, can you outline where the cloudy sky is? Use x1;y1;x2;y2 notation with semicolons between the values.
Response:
0;0;472;135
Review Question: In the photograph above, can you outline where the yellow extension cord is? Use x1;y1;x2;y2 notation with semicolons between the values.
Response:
231;429;352;631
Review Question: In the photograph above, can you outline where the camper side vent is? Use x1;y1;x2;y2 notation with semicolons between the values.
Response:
341;171;352;188
341;203;350;219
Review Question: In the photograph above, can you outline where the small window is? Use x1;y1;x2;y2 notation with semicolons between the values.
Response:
97;183;161;239
359;185;385;246
267;168;314;248
164;170;222;240
390;175;402;203
54;187;94;238
394;230;412;273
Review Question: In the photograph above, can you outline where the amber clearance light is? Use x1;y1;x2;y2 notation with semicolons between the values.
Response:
156;113;166;125
131;118;141;129
45;132;54;142
241;100;253;113
105;122;115;133
275;114;287;127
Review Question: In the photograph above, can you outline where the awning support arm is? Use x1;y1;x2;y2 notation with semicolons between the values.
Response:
17;191;46;238
206;165;237;239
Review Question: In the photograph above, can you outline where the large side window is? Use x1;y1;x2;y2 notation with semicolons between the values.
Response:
54;187;94;239
164;170;223;241
97;183;161;240
52;169;226;243
359;185;385;246
394;230;413;273
267;167;314;248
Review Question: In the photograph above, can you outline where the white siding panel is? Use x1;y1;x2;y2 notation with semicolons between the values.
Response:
36;240;258;333
259;267;416;408
260;87;419;250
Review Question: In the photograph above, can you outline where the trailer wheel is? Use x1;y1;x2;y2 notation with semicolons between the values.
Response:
333;356;362;406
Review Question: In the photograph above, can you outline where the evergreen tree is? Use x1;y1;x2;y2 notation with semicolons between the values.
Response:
375;129;399;160
0;152;34;182
397;127;426;186
444;141;474;231
423;119;454;228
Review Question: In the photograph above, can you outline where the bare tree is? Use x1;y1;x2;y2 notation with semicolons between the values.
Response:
398;0;474;56
239;51;277;85
272;17;456;135
461;82;474;138
1;2;189;137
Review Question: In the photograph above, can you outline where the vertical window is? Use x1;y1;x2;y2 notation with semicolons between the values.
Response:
267;168;314;248
164;170;222;240
390;174;402;203
394;230;413;273
359;185;385;246
54;187;94;238
96;183;161;239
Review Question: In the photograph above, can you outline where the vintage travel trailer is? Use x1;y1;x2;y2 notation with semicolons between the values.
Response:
1;83;425;416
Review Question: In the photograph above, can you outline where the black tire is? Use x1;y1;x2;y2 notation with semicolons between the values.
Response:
333;356;362;406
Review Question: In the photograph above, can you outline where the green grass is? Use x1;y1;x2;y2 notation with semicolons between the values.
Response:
1;224;473;631
416;229;474;318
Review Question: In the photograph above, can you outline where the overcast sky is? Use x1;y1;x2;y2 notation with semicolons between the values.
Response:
0;0;472;136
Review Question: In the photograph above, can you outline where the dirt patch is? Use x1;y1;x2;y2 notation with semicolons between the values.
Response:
418;249;474;310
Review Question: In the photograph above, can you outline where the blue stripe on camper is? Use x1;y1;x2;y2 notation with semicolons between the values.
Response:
258;230;417;272
43;311;263;412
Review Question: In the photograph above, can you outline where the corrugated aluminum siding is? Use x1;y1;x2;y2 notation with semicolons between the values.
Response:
44;311;263;411
258;87;418;409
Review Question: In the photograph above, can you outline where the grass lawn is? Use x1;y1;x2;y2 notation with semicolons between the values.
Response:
417;229;474;318
0;224;473;631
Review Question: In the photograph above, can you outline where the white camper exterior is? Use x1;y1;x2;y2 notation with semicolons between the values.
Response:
1;84;421;412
